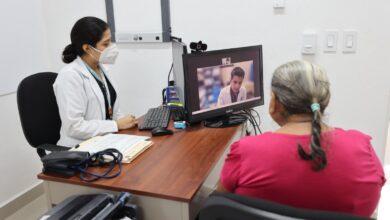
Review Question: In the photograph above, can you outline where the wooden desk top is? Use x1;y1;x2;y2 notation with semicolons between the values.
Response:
38;121;242;202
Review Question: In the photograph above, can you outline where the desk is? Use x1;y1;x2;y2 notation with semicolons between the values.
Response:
38;122;244;220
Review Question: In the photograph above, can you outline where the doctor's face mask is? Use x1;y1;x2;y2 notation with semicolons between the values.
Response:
90;43;119;64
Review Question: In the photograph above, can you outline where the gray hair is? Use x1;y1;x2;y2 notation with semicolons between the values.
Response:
271;60;331;171
271;60;330;115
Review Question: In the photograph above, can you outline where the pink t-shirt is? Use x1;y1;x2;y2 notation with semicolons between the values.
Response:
220;128;386;217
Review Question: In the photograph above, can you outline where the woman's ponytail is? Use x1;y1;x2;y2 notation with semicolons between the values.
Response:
62;44;78;63
297;103;327;171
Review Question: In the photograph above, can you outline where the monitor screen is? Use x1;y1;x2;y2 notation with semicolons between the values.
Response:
183;45;263;123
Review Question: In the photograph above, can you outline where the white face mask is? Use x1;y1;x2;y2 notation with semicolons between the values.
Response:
90;43;119;64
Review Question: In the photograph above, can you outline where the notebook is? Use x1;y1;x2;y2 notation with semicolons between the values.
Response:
72;134;153;163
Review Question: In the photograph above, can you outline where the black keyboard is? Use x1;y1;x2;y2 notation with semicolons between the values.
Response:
138;106;171;130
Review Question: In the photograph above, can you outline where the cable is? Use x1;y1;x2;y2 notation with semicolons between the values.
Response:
167;63;174;85
250;108;263;134
252;109;263;134
247;109;261;134
242;109;261;135
161;63;174;105
236;111;257;135
245;110;258;135
73;148;123;182
240;110;253;134
244;118;250;136
244;109;261;134
170;36;183;42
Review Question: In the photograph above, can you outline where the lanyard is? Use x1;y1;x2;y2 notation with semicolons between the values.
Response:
84;63;115;120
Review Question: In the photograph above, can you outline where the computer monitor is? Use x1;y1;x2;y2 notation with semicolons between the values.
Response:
172;40;187;105
183;45;264;123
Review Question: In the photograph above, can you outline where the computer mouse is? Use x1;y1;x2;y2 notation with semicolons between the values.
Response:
151;127;173;136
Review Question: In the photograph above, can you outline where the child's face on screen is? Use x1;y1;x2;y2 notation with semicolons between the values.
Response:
230;76;244;93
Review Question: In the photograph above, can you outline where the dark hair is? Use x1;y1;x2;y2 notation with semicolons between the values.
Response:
62;17;108;63
271;60;330;171
231;67;245;79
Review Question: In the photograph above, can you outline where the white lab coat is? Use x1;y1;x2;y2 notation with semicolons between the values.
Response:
217;85;247;107
53;57;124;147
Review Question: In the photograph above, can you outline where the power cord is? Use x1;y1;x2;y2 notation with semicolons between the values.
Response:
246;109;261;134
250;108;263;134
167;63;174;86
239;111;257;135
240;109;262;135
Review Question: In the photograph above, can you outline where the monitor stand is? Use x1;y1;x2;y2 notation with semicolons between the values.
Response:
203;113;247;128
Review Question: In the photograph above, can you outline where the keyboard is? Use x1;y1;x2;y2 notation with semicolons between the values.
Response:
138;106;171;130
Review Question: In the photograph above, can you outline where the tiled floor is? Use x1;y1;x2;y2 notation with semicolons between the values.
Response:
5;195;48;220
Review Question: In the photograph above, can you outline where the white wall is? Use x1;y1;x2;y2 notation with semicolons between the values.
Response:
0;94;43;207
0;0;50;95
42;0;172;117
0;0;49;206
2;0;390;207
169;0;390;156
45;0;390;155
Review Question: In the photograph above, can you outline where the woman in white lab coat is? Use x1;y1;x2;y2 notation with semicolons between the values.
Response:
54;17;137;147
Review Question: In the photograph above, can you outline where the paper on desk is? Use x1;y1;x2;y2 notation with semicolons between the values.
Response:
72;134;152;163
121;140;153;163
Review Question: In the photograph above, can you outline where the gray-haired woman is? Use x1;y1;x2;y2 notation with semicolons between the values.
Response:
217;60;385;217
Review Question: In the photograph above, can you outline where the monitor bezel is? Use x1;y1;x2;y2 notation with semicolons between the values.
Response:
183;45;264;123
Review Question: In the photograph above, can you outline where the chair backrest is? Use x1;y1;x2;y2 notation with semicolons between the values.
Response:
17;72;61;157
197;192;371;220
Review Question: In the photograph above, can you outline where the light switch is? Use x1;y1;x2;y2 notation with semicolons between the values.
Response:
273;0;285;8
302;32;317;55
343;30;357;53
327;37;334;47
324;30;338;53
346;36;354;48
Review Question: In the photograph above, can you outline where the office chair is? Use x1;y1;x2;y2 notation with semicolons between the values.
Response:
17;72;68;158
197;191;371;220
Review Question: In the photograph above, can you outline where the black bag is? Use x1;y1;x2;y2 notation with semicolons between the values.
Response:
41;150;89;176
39;144;123;182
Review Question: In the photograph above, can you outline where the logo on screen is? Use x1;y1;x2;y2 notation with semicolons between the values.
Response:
222;57;231;65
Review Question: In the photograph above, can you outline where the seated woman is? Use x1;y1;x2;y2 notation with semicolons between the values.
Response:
217;60;386;217
54;17;137;147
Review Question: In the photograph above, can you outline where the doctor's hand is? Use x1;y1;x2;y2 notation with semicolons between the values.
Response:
116;115;138;130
